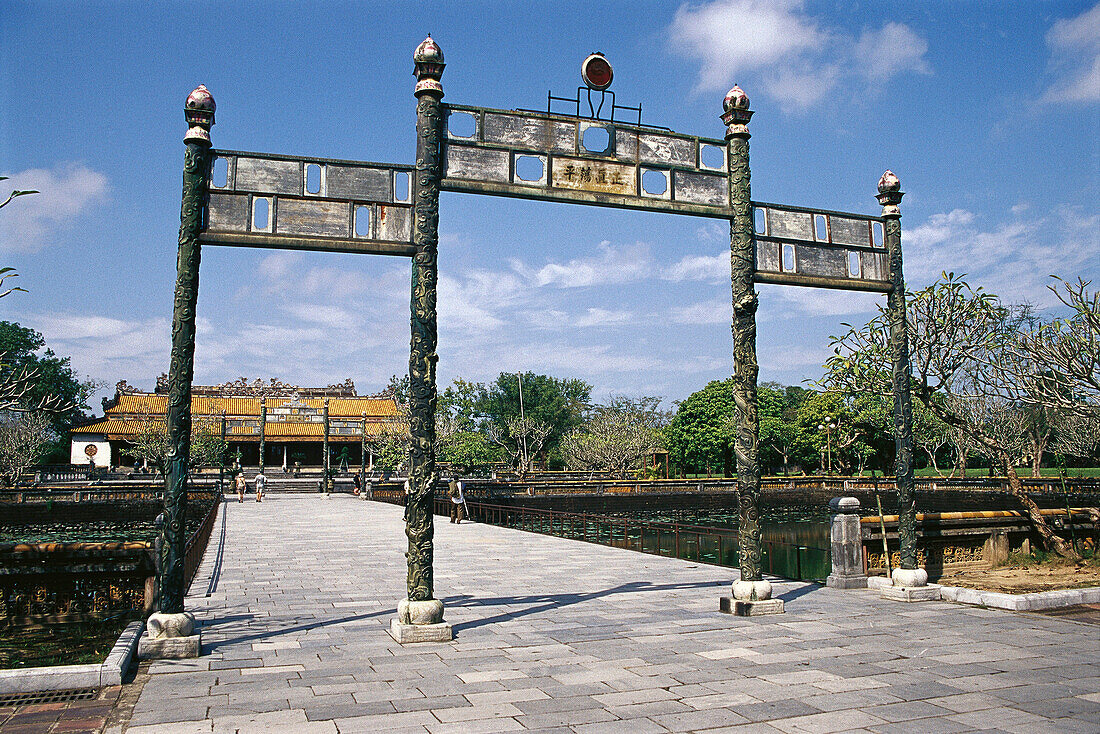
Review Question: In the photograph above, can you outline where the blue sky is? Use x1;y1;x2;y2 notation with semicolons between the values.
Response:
2;1;1098;409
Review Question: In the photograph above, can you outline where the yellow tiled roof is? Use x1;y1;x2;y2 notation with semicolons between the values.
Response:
110;393;400;419
73;406;403;441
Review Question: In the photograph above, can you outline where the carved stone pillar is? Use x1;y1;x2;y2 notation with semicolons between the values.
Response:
877;171;927;591
141;84;214;659
323;397;331;493
720;86;782;616
258;397;267;474
391;35;451;643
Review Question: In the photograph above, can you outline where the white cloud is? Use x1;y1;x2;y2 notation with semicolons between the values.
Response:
903;205;1100;307
853;22;930;83
669;0;929;111
760;285;880;319
1041;2;1100;104
670;297;731;325
663;250;730;283
905;209;975;249
670;0;826;92
575;308;635;328
0;164;109;253
24;313;169;392
515;241;654;288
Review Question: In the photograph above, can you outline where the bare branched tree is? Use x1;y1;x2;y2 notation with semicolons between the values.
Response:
487;416;552;478
1009;277;1099;416
823;273;1081;557
0;411;52;485
561;396;667;479
0;356;73;414
123;408;226;473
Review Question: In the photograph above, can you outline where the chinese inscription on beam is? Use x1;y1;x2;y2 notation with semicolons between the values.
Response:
551;158;634;195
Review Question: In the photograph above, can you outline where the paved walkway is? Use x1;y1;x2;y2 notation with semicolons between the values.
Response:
125;496;1100;733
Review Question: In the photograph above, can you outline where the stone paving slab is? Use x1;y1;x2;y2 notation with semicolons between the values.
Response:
122;496;1100;733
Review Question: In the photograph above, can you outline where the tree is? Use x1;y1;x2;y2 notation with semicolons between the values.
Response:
0;322;95;431
436;414;501;476
823;273;1079;556
123;410;226;473
758;383;814;475
0;411;52;485
665;378;735;475
477;372;591;465
1051;411;1100;463
438;378;485;432
792;391;867;475
560;396;667;478
1010;277;1099;415
1;177;38;298
370;414;411;473
487;416;552;478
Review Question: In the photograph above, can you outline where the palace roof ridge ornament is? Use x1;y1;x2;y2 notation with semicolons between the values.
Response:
151;374;360;397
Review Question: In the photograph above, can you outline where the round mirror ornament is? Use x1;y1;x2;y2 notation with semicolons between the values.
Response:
581;53;613;91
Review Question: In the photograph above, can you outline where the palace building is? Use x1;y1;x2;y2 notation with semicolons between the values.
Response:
70;377;402;469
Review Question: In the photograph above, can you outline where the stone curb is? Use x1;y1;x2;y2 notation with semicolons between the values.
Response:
939;584;1100;611
867;575;1100;612
0;619;144;694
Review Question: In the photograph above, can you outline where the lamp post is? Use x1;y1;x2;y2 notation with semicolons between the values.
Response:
817;419;836;474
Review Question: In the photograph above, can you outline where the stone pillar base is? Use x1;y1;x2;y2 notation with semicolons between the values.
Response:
880;584;941;603
138;634;201;659
137;612;200;659
826;574;868;589
720;597;785;616
388;619;453;643
389;598;453;643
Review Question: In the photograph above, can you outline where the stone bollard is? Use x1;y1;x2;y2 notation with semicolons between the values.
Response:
826;497;868;589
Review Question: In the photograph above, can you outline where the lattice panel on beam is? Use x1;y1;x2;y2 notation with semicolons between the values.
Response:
200;150;415;256
441;104;732;219
751;202;891;293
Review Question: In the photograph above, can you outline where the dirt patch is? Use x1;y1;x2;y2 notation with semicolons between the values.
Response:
938;556;1100;594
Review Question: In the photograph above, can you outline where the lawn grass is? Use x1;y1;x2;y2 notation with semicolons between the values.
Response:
0;616;131;669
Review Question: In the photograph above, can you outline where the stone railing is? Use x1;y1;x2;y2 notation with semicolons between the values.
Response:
0;490;222;626
825;497;1098;587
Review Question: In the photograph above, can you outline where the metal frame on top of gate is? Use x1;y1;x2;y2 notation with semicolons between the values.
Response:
153;36;918;642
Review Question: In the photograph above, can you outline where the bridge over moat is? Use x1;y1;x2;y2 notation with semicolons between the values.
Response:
151;36;924;646
122;495;1100;733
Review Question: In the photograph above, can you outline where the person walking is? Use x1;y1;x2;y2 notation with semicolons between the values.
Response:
449;478;465;524
402;477;410;520
234;472;247;503
352;474;362;496
254;470;266;502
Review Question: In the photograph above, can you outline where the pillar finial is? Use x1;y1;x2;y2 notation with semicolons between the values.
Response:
721;85;753;139
414;35;446;98
184;85;215;145
876;170;903;217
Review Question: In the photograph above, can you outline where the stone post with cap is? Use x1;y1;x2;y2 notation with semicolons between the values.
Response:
719;86;783;616
391;35;452;643
876;172;934;600
826;497;868;588
140;84;214;659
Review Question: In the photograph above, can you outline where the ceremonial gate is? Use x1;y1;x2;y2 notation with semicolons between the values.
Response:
151;38;919;645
